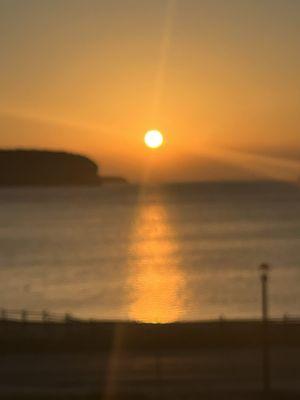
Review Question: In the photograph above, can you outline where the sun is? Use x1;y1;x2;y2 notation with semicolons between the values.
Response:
144;130;164;149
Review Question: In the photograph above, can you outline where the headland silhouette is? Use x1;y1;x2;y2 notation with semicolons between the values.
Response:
0;149;127;186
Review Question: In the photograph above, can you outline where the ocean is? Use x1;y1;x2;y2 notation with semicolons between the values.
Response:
0;181;300;322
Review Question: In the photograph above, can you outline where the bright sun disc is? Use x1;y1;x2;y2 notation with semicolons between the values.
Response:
144;130;164;149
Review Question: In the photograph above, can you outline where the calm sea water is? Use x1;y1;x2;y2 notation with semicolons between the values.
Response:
0;182;300;322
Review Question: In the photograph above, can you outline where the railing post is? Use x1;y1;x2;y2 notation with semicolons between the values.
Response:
21;309;28;323
42;310;49;322
259;263;271;396
1;309;7;321
65;313;72;323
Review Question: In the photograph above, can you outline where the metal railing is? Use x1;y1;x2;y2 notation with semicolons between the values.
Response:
1;308;300;324
0;308;77;323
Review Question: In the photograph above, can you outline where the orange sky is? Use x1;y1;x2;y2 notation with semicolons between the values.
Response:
1;0;300;182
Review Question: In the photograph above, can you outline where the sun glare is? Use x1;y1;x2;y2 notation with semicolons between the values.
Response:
144;130;164;149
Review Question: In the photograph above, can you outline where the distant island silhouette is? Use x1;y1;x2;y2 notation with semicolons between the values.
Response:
0;149;127;186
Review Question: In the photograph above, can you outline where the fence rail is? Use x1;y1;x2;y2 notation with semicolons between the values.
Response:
1;308;300;325
0;308;78;323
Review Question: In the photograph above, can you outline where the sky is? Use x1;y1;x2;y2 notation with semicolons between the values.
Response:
0;0;300;182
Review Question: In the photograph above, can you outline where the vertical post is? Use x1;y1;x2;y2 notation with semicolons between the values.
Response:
1;309;6;321
65;313;72;323
21;309;28;323
42;310;49;323
260;263;271;395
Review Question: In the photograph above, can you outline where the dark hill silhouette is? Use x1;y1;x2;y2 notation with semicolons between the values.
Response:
0;149;124;186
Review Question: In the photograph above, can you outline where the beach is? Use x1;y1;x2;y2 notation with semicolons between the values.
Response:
1;319;300;399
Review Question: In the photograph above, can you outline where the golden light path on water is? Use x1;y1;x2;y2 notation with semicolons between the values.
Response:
103;194;186;398
127;200;185;323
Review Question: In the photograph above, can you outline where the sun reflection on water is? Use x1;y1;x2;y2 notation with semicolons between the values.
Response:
128;201;185;323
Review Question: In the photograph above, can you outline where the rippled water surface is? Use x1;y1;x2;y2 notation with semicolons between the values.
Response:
1;182;300;321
